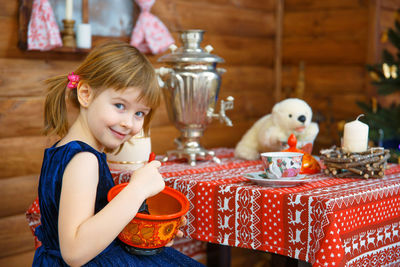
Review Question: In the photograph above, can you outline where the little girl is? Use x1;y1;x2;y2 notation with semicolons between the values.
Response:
33;41;204;266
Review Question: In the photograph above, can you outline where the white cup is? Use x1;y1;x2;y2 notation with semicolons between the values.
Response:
260;152;303;179
107;135;151;171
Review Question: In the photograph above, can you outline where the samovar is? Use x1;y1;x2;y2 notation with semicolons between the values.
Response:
156;29;234;166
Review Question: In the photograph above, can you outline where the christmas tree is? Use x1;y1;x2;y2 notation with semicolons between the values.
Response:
358;11;400;163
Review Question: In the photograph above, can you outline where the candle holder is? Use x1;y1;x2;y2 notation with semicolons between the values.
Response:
62;19;76;48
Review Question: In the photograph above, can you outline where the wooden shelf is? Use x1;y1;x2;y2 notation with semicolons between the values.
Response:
52;46;90;53
18;0;135;54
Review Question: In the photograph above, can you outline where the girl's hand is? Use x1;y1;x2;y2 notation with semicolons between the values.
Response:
129;160;165;199
165;216;187;247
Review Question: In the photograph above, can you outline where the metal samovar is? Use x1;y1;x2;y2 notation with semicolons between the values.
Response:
156;29;234;166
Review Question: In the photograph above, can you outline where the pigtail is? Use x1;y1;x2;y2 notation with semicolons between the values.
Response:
43;75;69;137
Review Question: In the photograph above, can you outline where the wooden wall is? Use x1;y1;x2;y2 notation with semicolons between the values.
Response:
0;0;398;265
376;0;400;107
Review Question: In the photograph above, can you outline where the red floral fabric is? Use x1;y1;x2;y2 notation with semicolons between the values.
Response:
130;0;174;54
27;0;62;51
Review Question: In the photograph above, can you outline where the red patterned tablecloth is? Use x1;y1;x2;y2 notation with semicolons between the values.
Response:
112;148;400;267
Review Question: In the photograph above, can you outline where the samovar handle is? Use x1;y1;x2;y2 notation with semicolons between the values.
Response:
169;44;178;53
155;67;173;88
217;67;226;75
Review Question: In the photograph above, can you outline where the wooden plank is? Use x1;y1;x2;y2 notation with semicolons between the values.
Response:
151;125;181;154
229;0;275;11
183;0;231;5
381;8;398;30
219;90;275;120
274;0;283;101
221;66;274;93
379;8;400;69
150;102;170;128
281;64;366;95
0;96;79;139
0;58;78;97
0;175;38;218
198;35;274;66
170;0;275;11
366;0;381;97
0;16;20;58
151;119;258;155
0;97;44;138
0;0;18;17
151;0;180;31
314;125;340;152
0;135;57;178
368;8;396;65
161;0;276;37
284;0;366;10
151;87;275;128
305;93;369;121
0;214;35;258
381;0;400;9
284;9;368;39
283;37;366;64
202;119;258;149
151;34;274;66
0;249;35;267
154;0;276;37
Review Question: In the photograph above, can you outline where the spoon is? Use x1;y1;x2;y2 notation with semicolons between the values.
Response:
138;152;156;214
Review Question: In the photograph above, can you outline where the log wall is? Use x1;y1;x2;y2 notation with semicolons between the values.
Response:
0;0;398;265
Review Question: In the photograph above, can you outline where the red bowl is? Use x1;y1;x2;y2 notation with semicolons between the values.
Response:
107;183;189;249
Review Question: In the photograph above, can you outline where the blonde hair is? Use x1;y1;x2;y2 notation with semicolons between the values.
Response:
44;40;161;137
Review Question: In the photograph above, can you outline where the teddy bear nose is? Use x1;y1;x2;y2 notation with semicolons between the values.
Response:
298;115;306;123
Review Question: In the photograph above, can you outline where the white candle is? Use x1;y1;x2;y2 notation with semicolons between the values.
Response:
65;0;73;20
342;114;369;153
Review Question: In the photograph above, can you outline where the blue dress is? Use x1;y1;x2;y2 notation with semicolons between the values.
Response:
33;141;204;266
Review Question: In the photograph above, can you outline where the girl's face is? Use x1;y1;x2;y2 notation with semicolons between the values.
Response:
86;87;150;151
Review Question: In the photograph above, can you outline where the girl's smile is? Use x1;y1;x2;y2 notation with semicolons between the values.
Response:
109;128;128;140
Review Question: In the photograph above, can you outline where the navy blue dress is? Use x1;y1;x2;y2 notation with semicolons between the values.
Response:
33;141;204;266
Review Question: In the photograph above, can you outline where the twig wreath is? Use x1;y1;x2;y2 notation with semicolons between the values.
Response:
320;147;391;179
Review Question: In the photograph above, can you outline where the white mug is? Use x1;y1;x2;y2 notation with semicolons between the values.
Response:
107;132;151;171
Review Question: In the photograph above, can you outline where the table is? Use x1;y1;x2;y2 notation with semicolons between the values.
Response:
112;148;400;267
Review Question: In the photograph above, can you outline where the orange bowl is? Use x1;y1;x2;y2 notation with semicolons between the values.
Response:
107;183;189;249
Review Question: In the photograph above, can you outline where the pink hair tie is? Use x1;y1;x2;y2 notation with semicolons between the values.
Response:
67;72;80;89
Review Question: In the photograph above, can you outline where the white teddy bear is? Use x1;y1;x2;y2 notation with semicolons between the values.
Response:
235;98;319;160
